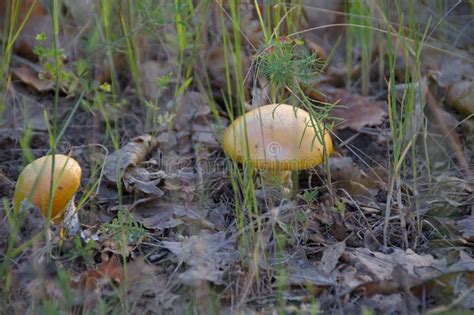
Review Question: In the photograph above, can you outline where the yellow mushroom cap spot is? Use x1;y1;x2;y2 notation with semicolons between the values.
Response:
222;104;333;171
14;154;82;221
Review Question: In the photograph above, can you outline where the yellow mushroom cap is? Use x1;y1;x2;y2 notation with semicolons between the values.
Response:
14;154;82;221
222;104;333;171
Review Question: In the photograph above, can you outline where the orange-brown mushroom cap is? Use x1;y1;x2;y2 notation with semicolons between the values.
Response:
222;104;333;171
14;154;82;222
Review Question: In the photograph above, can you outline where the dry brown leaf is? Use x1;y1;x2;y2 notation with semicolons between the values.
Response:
12;66;54;92
133;201;215;231
104;134;159;188
172;92;209;131
73;255;156;309
282;255;336;287
319;241;346;275
317;156;384;198
356;264;474;310
316;84;387;131
448;80;474;116
163;231;239;285
344;247;439;283
356;264;421;297
123;167;166;196
342;247;474;302
425;53;474;89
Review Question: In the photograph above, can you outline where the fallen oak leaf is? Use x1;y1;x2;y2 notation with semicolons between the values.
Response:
315;84;387;131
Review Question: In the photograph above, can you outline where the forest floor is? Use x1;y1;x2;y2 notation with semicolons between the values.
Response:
0;1;473;314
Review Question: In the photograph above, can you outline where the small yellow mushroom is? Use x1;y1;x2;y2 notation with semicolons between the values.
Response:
222;104;333;192
14;154;81;229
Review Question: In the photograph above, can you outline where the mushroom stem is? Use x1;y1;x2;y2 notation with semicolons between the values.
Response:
259;169;292;197
290;170;299;199
60;196;80;236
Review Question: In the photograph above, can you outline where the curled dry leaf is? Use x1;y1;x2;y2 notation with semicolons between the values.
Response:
162;231;239;286
132;200;215;231
315;84;387;131
123;167;166;197
12;66;54;92
104;134;160;193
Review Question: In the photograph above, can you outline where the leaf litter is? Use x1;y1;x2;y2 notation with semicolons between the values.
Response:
162;231;239;286
315;84;388;131
1;1;474;314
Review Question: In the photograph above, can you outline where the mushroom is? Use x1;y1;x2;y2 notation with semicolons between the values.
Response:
14;154;82;235
222;104;333;193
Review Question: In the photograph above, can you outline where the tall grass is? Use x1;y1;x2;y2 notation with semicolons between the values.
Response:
378;1;430;248
347;0;373;96
341;0;440;248
0;0;38;119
